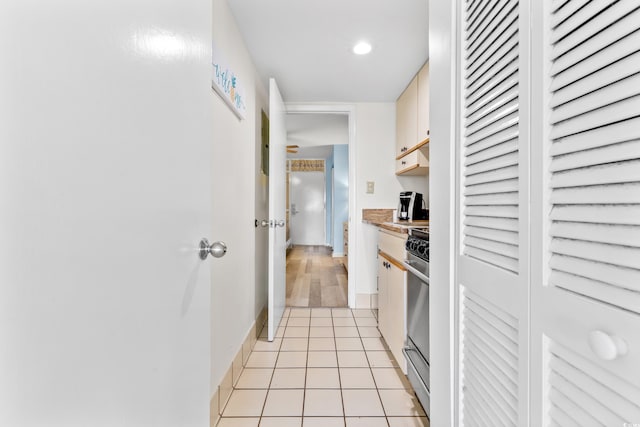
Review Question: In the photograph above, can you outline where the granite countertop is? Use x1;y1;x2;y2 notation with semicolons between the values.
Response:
362;208;429;234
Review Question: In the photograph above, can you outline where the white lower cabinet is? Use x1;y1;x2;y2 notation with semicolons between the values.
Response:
377;230;407;373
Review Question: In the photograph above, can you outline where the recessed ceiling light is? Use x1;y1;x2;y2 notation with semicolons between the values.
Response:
353;41;372;55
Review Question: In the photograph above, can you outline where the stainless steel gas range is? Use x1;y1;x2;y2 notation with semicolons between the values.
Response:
403;228;430;416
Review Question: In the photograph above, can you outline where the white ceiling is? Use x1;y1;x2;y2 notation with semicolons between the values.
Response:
227;0;429;103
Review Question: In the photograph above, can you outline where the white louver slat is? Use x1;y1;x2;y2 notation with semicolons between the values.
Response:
548;342;640;425
461;287;519;426
549;0;640;315
462;0;520;274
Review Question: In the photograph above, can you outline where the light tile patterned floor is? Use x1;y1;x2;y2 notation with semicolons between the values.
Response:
217;308;429;427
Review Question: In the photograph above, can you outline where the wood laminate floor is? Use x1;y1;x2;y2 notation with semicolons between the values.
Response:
286;245;348;308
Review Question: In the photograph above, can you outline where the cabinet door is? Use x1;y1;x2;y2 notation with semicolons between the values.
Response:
387;261;407;372
396;149;429;176
417;61;430;144
377;255;389;341
396;76;418;158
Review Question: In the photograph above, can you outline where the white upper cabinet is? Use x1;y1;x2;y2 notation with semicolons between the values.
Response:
395;61;430;176
417;61;430;144
396;75;418;159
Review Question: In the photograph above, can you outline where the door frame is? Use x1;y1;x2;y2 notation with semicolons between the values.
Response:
285;104;357;308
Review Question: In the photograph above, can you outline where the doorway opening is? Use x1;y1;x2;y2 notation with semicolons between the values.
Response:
283;108;354;307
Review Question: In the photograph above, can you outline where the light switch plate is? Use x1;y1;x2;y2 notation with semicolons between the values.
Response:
366;181;375;194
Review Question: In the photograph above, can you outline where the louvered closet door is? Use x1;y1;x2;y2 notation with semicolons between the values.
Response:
457;0;530;425
535;1;640;424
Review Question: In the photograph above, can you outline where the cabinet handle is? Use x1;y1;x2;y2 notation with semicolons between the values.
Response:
402;161;406;165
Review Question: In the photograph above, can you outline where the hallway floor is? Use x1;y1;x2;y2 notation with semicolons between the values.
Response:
286;246;348;307
217;307;428;427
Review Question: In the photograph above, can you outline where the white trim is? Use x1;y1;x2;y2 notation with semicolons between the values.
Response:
429;0;458;426
286;103;357;308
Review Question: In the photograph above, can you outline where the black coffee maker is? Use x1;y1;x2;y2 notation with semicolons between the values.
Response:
398;192;428;221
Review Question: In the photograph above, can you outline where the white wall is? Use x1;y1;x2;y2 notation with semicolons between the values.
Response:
354;103;429;296
211;0;267;393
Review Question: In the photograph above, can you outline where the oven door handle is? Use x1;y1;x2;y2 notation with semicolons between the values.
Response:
403;260;430;284
402;346;430;393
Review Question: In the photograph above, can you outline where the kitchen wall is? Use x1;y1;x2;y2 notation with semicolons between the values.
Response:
354;103;428;298
211;0;266;395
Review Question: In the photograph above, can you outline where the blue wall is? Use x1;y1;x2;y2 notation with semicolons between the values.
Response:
333;145;349;255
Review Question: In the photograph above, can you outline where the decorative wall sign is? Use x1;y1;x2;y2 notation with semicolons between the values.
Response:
212;46;246;119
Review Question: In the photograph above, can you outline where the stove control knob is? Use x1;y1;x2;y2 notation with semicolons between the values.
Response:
417;242;429;257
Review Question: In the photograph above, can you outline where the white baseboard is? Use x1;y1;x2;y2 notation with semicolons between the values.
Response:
332;252;344;257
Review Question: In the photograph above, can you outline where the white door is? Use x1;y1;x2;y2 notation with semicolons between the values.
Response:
456;0;530;424
530;2;640;425
267;79;287;341
290;170;326;245
0;1;214;426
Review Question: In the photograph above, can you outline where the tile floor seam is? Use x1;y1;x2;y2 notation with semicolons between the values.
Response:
331;308;347;426
356;310;391;427
256;322;274;422
300;311;310;421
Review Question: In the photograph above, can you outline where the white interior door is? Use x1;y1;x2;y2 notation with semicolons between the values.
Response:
268;79;287;341
530;2;640;425
0;1;213;425
290;170;326;245
456;0;530;424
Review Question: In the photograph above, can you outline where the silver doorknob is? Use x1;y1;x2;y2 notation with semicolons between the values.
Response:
260;220;270;227
199;238;227;260
276;220;285;227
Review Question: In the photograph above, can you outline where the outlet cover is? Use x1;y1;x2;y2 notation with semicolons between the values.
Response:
366;181;375;194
